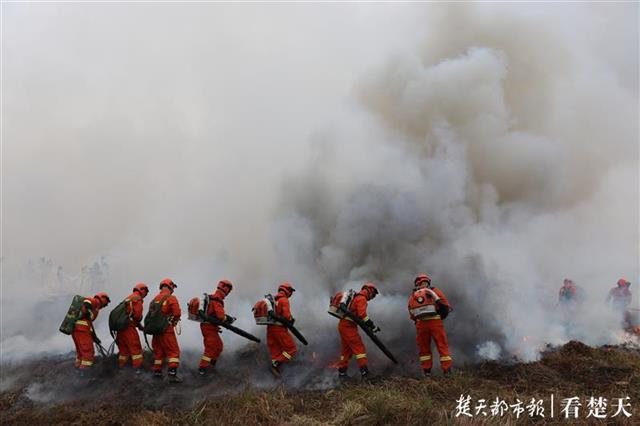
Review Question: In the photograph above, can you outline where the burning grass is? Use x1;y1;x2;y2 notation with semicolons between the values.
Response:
1;341;638;425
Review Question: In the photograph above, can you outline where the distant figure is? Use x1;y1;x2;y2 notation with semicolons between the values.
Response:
607;278;632;311
558;278;585;307
606;278;639;335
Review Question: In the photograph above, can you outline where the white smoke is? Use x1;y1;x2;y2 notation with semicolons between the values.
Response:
1;3;638;369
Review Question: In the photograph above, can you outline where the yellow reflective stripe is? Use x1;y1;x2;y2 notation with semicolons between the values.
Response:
418;315;441;321
440;356;452;361
118;355;128;360
75;320;89;326
282;351;292;360
340;356;345;361
131;354;143;360
419;355;432;361
80;360;93;366
168;358;180;363
362;316;370;322
154;360;163;365
355;353;367;360
201;355;212;362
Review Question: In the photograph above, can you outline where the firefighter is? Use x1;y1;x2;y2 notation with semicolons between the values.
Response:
72;292;110;371
115;283;148;372
607;278;632;310
337;282;379;379
408;274;453;377
558;279;578;305
198;280;235;376
267;282;298;377
151;278;182;382
607;278;636;332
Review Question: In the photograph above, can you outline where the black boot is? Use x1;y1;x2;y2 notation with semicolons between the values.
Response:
359;366;369;379
168;367;182;383
198;367;207;376
338;367;347;378
153;370;163;379
423;368;431;378
270;361;282;378
443;368;453;378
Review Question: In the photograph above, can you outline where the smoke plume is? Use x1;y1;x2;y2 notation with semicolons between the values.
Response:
1;3;638;372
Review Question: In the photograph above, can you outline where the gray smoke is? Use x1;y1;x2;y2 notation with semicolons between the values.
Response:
1;3;638;370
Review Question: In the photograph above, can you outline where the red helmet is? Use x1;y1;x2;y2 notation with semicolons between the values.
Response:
278;282;295;297
617;278;631;287
94;292;111;308
414;274;431;287
217;279;233;295
133;282;149;295
362;282;379;299
159;278;178;291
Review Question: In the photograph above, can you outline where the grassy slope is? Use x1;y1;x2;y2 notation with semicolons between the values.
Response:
1;342;638;425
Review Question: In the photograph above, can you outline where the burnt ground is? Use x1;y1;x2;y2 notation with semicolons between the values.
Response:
1;341;639;425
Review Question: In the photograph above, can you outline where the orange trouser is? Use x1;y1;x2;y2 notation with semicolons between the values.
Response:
199;323;223;368
115;325;143;368
72;329;95;369
338;320;367;368
415;318;452;371
152;327;180;371
267;325;297;364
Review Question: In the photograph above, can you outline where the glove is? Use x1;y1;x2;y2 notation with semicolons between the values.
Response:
436;301;450;319
364;319;380;332
136;323;145;332
290;318;295;325
224;315;236;324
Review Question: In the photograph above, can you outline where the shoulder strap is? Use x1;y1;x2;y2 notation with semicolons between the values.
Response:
154;293;171;307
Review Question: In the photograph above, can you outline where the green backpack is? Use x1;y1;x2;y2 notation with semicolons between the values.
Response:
59;295;86;335
143;294;171;335
109;296;140;333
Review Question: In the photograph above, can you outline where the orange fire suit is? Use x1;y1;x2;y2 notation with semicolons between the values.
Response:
337;290;369;369
151;289;181;372
115;293;144;368
71;296;102;369
559;284;577;304
199;289;226;369
607;286;632;311
408;286;452;372
267;292;297;364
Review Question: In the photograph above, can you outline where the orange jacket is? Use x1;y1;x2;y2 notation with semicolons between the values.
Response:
75;296;102;332
152;288;181;323
124;292;144;324
349;291;370;321
206;289;227;321
408;287;450;321
274;291;292;321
